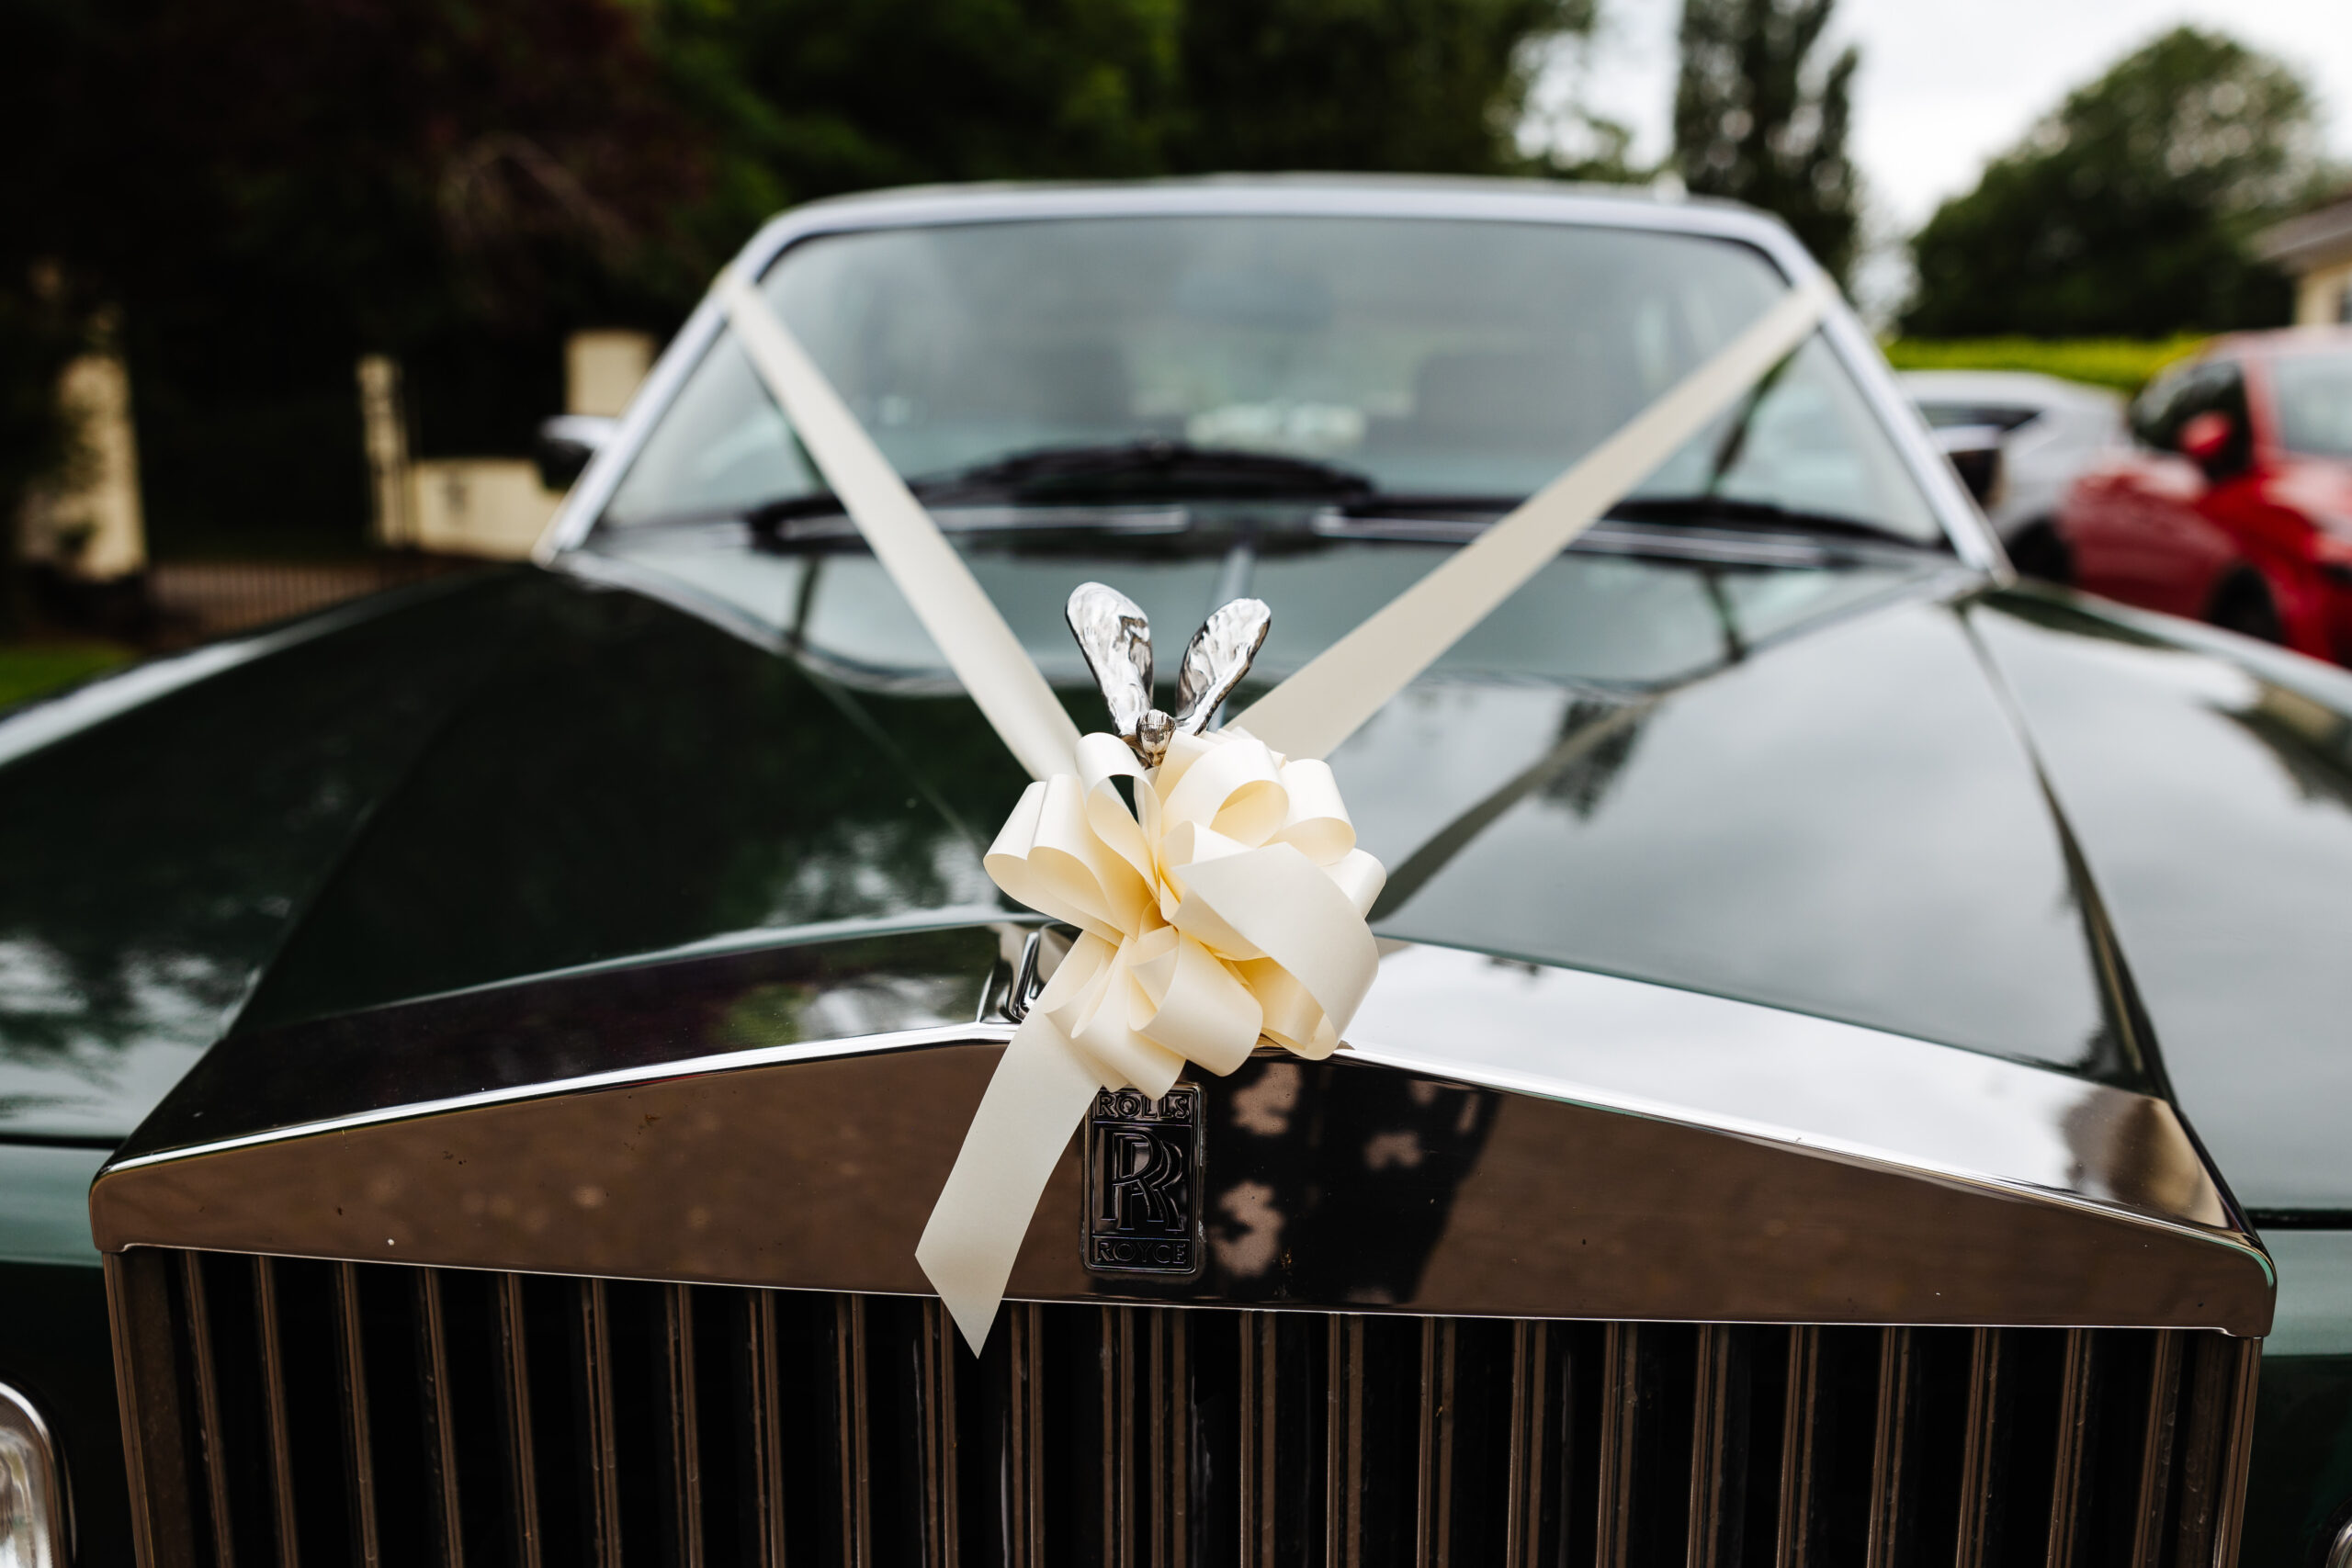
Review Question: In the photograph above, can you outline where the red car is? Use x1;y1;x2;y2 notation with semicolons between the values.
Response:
2057;328;2352;660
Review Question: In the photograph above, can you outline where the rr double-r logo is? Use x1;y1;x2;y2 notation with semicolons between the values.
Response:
1085;1086;1202;1276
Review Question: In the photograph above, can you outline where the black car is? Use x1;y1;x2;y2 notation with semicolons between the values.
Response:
6;178;2351;1566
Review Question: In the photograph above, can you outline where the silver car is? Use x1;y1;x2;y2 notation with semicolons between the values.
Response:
1901;368;2125;571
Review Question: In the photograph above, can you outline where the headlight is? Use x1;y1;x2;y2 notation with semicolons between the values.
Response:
0;1384;63;1568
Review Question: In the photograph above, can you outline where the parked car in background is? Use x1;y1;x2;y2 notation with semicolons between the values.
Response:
2058;328;2352;660
1899;368;2125;577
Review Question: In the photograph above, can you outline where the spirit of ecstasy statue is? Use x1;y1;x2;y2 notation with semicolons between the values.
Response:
1064;582;1272;765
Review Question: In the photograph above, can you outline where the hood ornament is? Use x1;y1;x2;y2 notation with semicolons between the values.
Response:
1067;582;1271;766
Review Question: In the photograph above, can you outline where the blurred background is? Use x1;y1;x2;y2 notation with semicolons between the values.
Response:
2;0;2343;698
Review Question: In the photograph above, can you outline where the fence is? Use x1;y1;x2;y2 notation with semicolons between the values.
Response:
144;556;470;642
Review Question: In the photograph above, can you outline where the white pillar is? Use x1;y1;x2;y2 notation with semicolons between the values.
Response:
19;344;148;580
356;355;414;547
565;330;654;417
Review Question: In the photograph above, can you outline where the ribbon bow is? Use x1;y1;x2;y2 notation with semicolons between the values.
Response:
917;585;1385;1349
989;727;1386;1094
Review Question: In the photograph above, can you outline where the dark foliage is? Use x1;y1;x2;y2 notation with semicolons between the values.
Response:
1672;0;1860;283
6;0;711;556
1903;28;2323;338
1167;0;1589;174
3;0;1589;558
642;0;1183;250
582;0;1594;258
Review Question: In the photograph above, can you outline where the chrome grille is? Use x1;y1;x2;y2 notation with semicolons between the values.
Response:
108;1249;2259;1567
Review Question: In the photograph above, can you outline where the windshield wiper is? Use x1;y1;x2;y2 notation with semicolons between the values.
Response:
1606;495;1930;546
940;440;1375;502
741;468;1922;548
1331;492;1934;547
743;440;1374;534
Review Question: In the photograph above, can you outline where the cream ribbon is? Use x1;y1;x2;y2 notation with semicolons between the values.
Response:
1230;275;1840;759
717;263;1838;1349
719;270;1080;782
917;727;1386;1344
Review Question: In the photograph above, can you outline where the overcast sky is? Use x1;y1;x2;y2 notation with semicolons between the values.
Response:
1539;0;2350;233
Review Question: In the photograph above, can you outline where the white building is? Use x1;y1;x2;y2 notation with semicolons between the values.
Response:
2258;194;2352;326
359;329;653;559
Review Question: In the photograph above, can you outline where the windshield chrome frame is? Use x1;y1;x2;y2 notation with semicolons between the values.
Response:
532;180;2007;576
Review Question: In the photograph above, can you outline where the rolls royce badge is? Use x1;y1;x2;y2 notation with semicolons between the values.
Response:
1085;1086;1204;1276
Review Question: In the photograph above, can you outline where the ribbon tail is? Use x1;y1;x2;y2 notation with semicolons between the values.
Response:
915;1010;1102;1354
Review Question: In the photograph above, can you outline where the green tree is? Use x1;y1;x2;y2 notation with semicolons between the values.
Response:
1166;0;1589;173
2;0;1595;558
3;0;713;556
1904;28;2324;338
646;0;1592;245
640;0;1187;250
1672;0;1860;282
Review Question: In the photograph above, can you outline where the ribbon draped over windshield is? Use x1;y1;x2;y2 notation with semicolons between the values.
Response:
718;265;1838;1350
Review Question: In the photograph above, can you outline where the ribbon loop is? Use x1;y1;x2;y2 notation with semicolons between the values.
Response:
922;726;1383;1348
1268;757;1357;865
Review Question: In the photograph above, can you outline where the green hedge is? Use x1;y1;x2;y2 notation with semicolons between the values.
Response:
0;642;131;713
1881;336;2209;395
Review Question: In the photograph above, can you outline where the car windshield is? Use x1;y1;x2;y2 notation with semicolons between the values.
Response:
599;215;1939;541
2272;349;2352;459
582;213;1951;690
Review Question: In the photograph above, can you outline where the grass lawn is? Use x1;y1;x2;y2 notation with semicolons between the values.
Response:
0;642;135;713
1883;335;2208;395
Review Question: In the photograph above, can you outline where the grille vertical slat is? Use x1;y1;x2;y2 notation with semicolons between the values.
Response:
2211;1337;2262;1568
741;1290;786;1566
1414;1316;1456;1568
1001;1303;1046;1568
1863;1326;1915;1568
918;1300;961;1568
1147;1313;1165;1568
1775;1325;1822;1568
2129;1329;2183;1568
107;1252;198;1568
1597;1321;1642;1568
493;1275;543;1568
1328;1314;1367;1568
659;1284;704;1568
1952;1327;2006;1568
2173;1332;2230;1567
181;1254;238;1568
1502;1319;1544;1568
2044;1328;2097;1568
1687;1325;1747;1568
412;1272;465;1568
1106;1306;1133;1568
115;1252;2265;1568
253;1259;303;1568
575;1280;623;1568
329;1265;381;1568
1238;1312;1276;1568
1160;1307;1190;1568
834;1293;873;1568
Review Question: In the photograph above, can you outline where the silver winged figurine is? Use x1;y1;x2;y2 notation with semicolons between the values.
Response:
1067;582;1271;766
